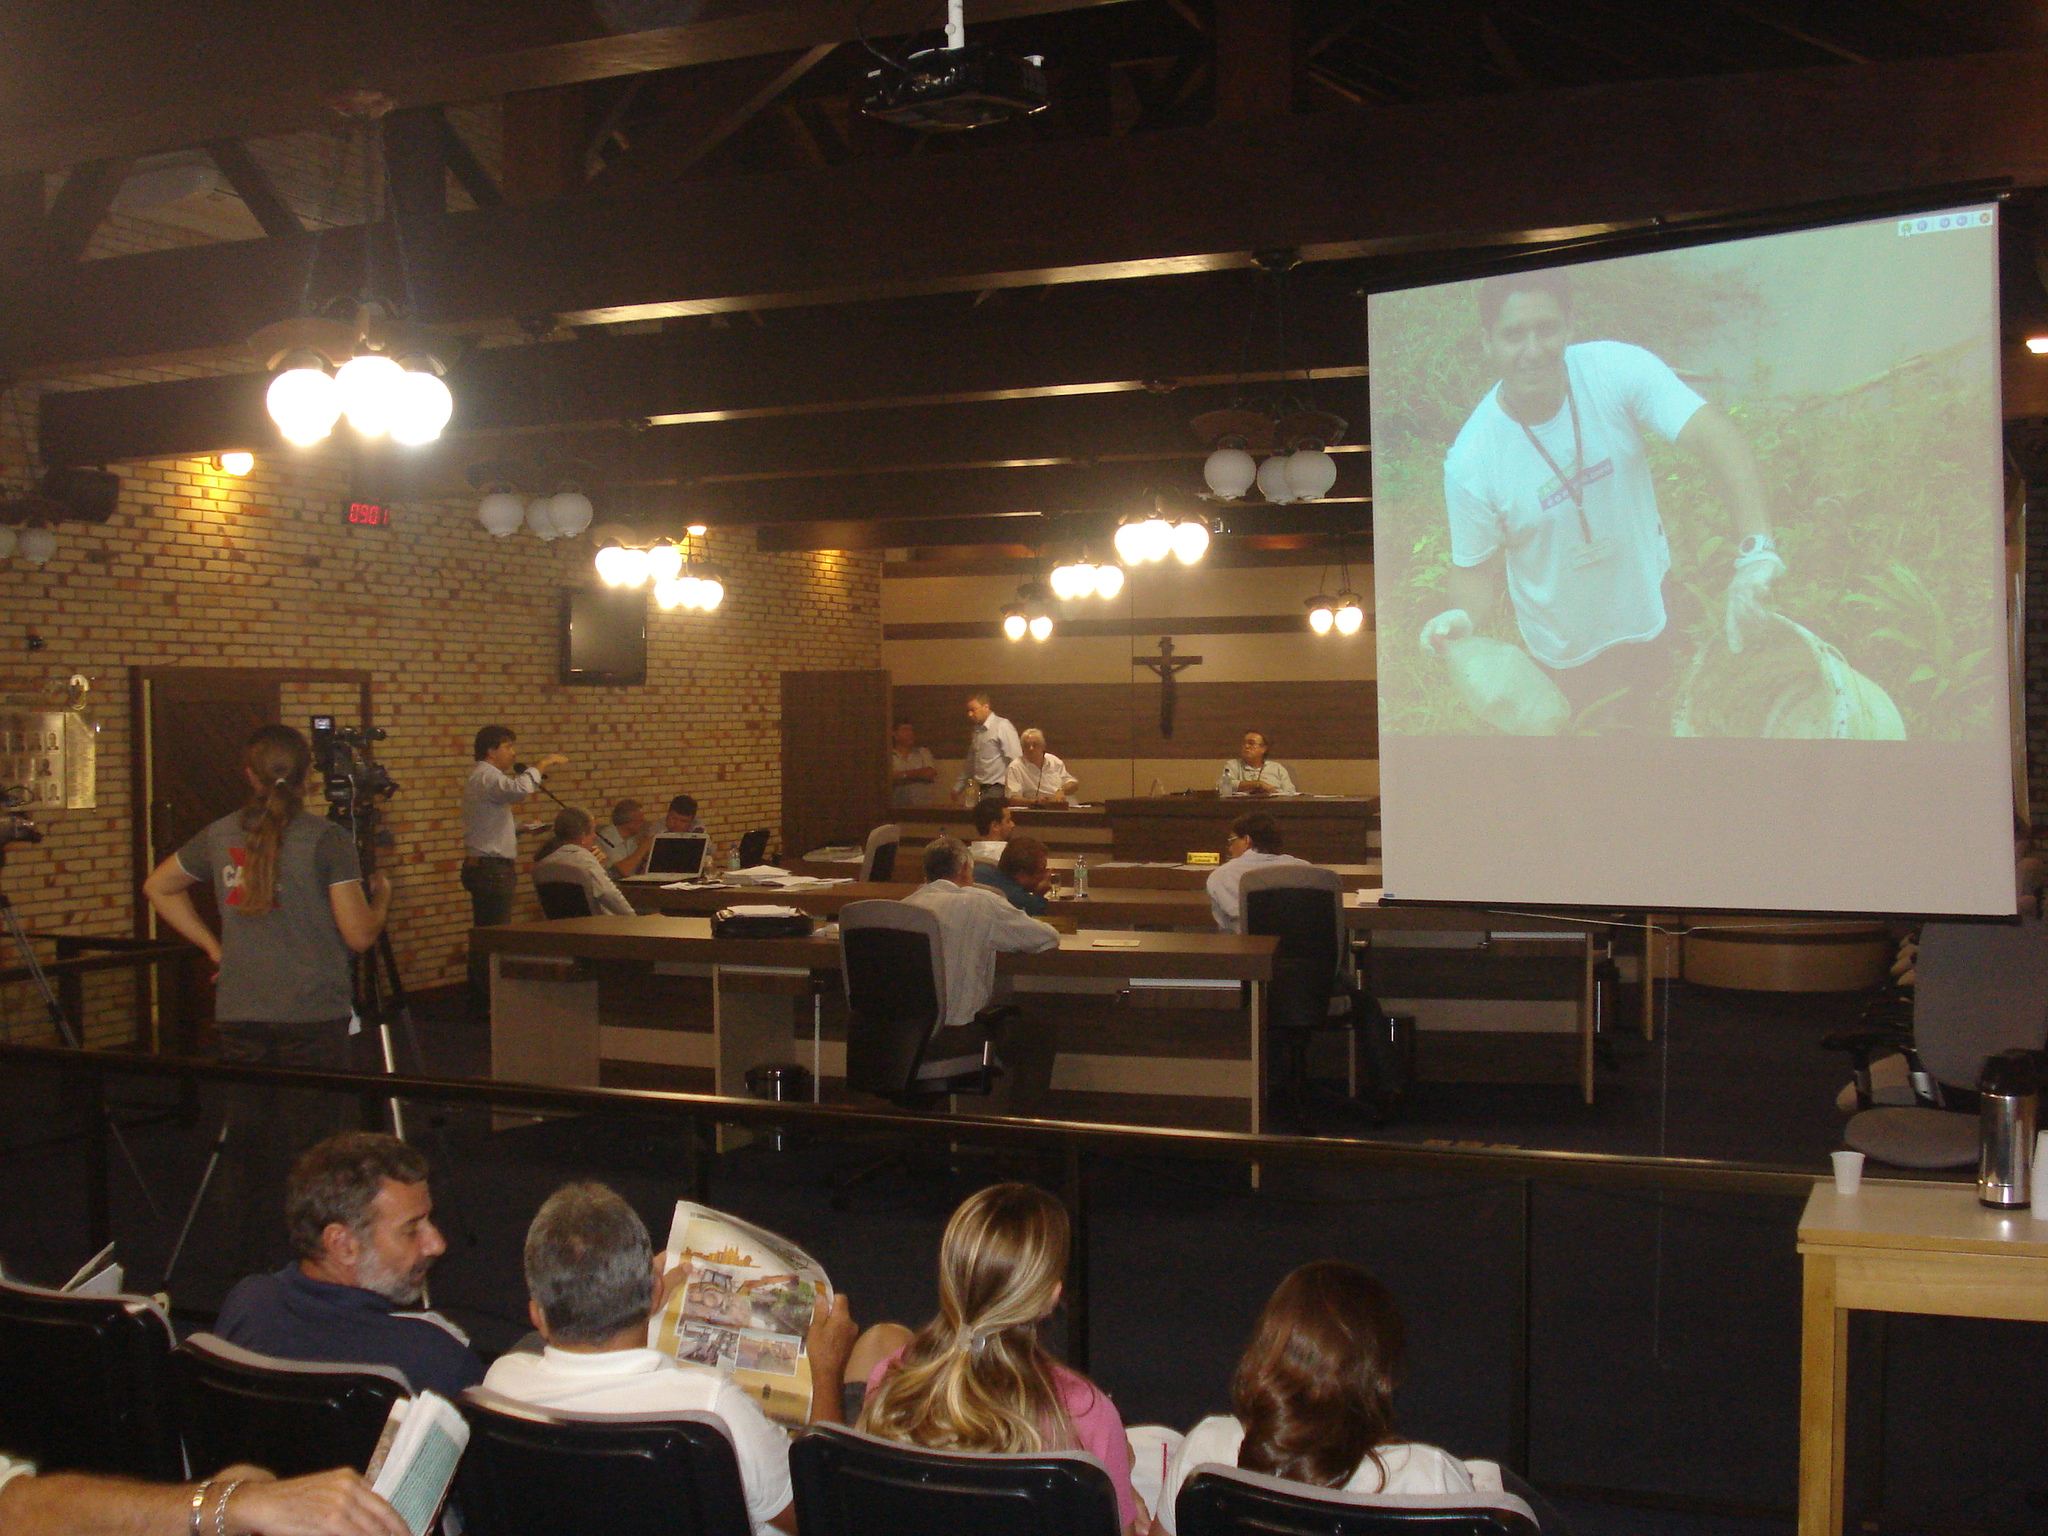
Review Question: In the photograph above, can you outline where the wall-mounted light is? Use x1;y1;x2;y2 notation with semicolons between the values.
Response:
212;451;255;476
2029;337;2048;355
685;523;708;537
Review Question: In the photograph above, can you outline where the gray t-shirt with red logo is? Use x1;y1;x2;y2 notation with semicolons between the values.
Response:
177;809;361;1023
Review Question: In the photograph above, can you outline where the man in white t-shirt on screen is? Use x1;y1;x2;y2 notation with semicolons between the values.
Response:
1419;269;1780;728
483;1183;858;1536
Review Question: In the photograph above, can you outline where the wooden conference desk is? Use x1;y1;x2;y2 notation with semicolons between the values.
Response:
624;884;1598;1101
474;915;1277;1136
1797;1180;2048;1536
1104;796;1380;864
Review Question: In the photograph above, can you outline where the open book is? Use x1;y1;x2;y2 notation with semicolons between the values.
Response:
364;1391;469;1536
648;1202;830;1428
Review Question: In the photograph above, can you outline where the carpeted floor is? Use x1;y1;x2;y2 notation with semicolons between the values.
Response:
3;979;2044;1533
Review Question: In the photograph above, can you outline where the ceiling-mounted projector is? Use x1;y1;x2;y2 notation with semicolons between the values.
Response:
858;0;1047;131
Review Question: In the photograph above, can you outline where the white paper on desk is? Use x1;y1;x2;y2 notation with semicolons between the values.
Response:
725;904;808;919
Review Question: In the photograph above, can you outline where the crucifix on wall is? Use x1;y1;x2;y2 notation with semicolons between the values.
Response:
1135;635;1202;738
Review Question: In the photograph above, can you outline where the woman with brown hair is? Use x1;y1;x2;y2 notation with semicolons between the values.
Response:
1154;1261;1513;1532
854;1183;1148;1533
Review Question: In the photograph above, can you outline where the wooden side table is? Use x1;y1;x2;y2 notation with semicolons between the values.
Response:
1797;1179;2048;1535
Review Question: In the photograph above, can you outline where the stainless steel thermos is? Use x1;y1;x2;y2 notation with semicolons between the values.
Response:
1977;1049;2041;1209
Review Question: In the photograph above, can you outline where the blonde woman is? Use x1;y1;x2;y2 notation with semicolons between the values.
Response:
855;1183;1146;1533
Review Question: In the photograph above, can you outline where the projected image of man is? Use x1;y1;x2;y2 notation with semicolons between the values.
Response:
1419;270;1782;726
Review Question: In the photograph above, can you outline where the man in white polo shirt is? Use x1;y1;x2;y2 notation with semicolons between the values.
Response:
1005;729;1078;806
1420;269;1779;730
484;1183;857;1536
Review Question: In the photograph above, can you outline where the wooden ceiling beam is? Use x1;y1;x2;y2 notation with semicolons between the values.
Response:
37;272;1366;464
17;45;2048;371
756;499;1371;551
40;157;135;264
0;0;1139;177
205;140;304;239
589;45;840;186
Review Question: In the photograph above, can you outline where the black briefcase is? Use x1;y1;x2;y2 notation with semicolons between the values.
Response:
711;905;816;939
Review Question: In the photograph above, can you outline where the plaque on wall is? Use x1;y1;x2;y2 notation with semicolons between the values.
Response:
0;711;97;809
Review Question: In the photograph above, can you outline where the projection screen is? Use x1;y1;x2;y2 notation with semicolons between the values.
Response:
1369;204;2013;915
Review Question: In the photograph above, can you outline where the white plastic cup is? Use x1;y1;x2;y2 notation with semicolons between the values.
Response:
2033;1131;2048;1220
1831;1150;1865;1196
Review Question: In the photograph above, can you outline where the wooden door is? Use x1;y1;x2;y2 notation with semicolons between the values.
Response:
780;670;891;861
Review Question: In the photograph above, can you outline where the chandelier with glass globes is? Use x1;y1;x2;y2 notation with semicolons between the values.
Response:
1302;549;1367;638
258;316;455;450
593;526;726;613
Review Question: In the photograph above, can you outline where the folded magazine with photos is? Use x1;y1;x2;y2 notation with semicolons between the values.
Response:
649;1201;829;1427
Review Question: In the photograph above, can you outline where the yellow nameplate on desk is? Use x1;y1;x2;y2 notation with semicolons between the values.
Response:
1185;851;1220;866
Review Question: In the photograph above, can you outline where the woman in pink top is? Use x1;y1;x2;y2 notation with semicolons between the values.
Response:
855;1183;1145;1532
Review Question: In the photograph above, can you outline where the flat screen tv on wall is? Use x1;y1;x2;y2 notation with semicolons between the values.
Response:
560;587;647;687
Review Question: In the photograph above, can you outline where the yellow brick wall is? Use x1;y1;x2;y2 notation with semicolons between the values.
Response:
0;423;881;1044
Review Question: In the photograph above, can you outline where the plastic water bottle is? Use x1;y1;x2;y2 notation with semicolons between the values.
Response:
1074;852;1089;899
726;844;741;874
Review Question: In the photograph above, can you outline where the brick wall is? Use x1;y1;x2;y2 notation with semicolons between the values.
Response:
0;424;881;1045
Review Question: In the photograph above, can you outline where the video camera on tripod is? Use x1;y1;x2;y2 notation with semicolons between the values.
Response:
309;717;398;822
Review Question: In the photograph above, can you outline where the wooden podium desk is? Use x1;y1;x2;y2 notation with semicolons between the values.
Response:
1105;796;1379;864
475;916;1277;1137
1798;1180;2048;1536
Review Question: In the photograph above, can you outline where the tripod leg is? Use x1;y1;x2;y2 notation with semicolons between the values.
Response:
375;932;424;1073
165;1117;229;1285
379;1023;407;1141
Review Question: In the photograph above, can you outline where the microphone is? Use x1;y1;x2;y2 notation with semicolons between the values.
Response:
512;762;528;775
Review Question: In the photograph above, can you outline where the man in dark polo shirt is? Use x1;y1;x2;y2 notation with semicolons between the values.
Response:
975;835;1053;917
215;1132;482;1398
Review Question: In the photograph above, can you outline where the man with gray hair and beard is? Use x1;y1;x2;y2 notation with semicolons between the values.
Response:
215;1132;483;1396
483;1183;861;1536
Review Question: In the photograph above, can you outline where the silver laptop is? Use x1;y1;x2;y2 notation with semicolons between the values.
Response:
622;833;710;882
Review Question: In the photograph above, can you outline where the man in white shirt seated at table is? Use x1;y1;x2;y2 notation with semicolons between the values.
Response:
904;836;1060;1112
1206;812;1310;933
532;807;635;917
483;1182;859;1536
1005;729;1079;806
594;798;654;875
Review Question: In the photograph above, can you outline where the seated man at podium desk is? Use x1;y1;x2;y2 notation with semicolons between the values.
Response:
1005;729;1078;806
1217;730;1299;797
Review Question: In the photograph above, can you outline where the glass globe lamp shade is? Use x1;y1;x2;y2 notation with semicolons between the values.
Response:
1028;613;1053;641
387;370;454;446
20;527;56;567
549;491;594;538
215;451;255;476
1112;519;1147;565
1068;562;1098;599
266;365;340;446
673;570;703;609
695;574;724;610
0;527;15;560
1093;562;1125;599
1139;516;1174;563
594;545;631;586
525;497;558;540
1333;592;1365;635
1048;564;1077;601
1284;447;1338;501
1202;446;1257;500
1002;610;1028;641
1171;518;1210;565
653;579;684;611
477;491;525;537
1256;453;1297;504
1306;596;1335;635
616;547;651;586
646;542;684;583
334;354;405;437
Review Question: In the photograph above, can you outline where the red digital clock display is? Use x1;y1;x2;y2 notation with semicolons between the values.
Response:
346;501;392;527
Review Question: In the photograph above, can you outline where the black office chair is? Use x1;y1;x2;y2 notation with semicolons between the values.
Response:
455;1389;754;1536
1177;1466;1539;1536
1825;914;2048;1167
831;900;1000;1203
1241;864;1397;1130
0;1273;183;1479
172;1333;410;1479
737;829;771;868
535;880;595;919
861;824;901;883
791;1423;1121;1536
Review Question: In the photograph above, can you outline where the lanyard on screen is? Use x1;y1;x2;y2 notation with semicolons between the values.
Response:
1518;384;1595;543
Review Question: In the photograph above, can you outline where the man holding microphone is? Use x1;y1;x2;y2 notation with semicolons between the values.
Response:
462;725;565;1019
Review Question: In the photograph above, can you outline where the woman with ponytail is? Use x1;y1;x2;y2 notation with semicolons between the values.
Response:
854;1183;1147;1532
145;723;391;1055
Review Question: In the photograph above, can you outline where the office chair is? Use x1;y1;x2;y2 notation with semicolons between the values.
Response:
861;824;901;883
831;900;999;1204
455;1389;754;1536
1826;915;2048;1168
0;1273;183;1479
1176;1466;1540;1536
736;829;771;867
535;881;595;919
171;1333;410;1479
791;1423;1121;1536
1240;864;1397;1130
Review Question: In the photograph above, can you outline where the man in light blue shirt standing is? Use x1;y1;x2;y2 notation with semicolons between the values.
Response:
957;693;1021;804
461;725;563;1017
